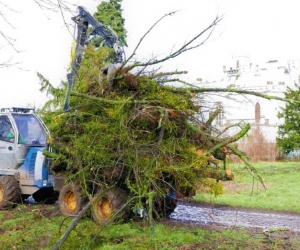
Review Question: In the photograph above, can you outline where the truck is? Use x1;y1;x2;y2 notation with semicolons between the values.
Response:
0;107;53;208
0;106;137;224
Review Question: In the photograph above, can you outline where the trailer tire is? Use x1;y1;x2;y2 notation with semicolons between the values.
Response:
0;176;21;209
58;182;84;216
91;187;130;224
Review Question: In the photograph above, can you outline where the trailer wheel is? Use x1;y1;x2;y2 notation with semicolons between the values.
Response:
0;176;21;209
58;182;84;216
91;187;130;224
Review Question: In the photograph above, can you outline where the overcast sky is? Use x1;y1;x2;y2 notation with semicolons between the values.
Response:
1;0;300;108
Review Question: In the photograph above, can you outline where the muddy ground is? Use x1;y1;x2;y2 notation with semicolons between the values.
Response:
163;219;300;250
168;180;300;249
1;199;300;249
170;202;300;247
2;179;300;249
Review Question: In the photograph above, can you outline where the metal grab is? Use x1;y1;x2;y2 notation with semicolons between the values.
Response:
63;6;124;111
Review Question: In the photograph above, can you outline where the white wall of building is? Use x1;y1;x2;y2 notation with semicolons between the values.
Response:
200;57;300;143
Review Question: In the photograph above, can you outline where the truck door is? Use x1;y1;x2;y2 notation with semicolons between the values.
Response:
0;115;17;170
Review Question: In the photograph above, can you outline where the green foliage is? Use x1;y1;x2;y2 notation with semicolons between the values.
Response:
94;0;127;46
277;84;300;153
37;73;66;111
40;42;217;210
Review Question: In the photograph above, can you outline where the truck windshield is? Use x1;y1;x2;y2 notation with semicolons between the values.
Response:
12;114;48;146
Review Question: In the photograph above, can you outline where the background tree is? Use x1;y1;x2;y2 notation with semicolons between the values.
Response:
93;0;127;46
277;83;300;154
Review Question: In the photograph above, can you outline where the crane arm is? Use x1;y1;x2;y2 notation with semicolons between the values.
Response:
63;6;124;111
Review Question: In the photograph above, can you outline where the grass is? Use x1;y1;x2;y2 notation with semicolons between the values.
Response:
1;161;300;249
195;161;300;213
0;206;269;250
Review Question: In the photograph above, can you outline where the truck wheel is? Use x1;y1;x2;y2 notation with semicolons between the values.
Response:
91;187;130;224
0;176;21;209
58;183;84;216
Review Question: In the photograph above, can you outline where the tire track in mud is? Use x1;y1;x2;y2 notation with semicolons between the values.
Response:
170;202;300;232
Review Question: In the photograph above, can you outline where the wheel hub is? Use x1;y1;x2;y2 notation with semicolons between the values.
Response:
0;185;3;202
96;198;112;220
63;191;77;212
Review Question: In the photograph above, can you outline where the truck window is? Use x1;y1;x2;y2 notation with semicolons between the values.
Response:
12;114;47;146
0;115;15;143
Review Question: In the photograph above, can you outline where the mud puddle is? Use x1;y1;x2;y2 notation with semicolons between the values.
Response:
170;202;300;232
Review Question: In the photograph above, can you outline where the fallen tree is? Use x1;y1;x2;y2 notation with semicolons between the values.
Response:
37;3;288;244
38;42;259;219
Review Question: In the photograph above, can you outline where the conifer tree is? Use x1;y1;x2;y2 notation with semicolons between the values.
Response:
93;0;127;46
277;84;300;153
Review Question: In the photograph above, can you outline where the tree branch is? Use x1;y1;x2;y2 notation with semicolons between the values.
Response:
163;86;293;103
52;201;91;250
127;14;223;70
123;11;179;70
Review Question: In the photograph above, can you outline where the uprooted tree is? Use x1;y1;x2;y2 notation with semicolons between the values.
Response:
37;2;279;230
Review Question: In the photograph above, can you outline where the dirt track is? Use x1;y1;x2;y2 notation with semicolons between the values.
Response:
171;201;300;232
169;201;300;245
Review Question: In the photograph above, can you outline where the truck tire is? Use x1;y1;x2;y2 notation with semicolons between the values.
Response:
91;187;130;224
0;176;21;209
58;182;84;216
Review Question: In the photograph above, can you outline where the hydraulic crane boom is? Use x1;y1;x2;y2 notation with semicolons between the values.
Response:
63;6;124;111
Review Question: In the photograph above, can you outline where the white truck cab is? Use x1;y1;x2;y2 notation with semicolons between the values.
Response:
0;108;53;208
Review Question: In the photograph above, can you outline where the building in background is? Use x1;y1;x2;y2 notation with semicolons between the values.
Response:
199;56;300;143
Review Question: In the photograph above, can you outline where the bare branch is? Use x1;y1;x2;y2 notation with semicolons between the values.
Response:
33;0;74;12
123;11;179;69
0;30;21;53
55;0;75;37
0;57;23;69
52;201;91;250
162;86;291;103
151;70;187;78
206;123;250;154
127;14;223;70
0;0;75;67
0;2;20;53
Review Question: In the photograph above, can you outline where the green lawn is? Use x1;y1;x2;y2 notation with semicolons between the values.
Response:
195;161;300;213
0;206;265;250
1;161;300;249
